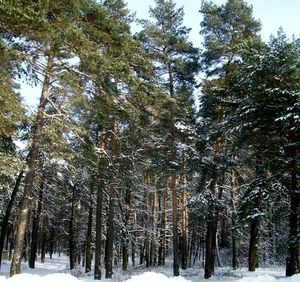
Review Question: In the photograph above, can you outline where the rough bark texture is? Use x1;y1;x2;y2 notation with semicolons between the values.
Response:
231;170;239;270
248;217;260;271
10;56;52;276
171;173;179;276
158;185;167;266
204;216;217;279
204;165;217;279
105;116;118;279
29;180;44;268
69;184;76;270
40;215;48;264
0;170;24;268
204;104;224;279
85;189;93;273
94;127;106;280
181;175;188;270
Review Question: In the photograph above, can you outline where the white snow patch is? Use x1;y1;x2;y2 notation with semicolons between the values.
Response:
279;274;300;282
124;272;191;282
1;273;80;282
237;275;277;282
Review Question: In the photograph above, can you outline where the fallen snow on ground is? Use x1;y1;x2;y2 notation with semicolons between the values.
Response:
0;255;300;282
123;272;191;282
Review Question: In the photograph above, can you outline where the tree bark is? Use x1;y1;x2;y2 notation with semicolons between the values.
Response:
0;170;24;268
69;183;76;270
122;185;131;271
231;170;239;270
286;119;299;276
105;115;118;279
248;216;260;271
158;184;167;266
85;188;93;273
204;164;218;279
181;175;188;270
10;55;52;276
94;127;106;280
40;215;48;264
171;173;179;276
29;179;44;268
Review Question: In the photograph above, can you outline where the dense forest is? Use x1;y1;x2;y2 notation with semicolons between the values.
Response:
0;0;300;280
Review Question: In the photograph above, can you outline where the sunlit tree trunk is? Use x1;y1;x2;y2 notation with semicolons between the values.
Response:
10;55;53;276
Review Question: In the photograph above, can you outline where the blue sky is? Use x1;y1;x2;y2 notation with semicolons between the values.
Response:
127;0;300;46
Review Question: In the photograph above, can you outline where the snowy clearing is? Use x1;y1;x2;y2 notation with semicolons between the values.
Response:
0;255;299;282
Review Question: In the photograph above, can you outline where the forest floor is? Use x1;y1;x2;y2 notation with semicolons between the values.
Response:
0;254;299;282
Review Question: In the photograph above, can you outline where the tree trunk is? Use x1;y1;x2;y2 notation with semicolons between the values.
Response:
171;173;179;276
158;184;167;266
29;179;44;268
231;170;239;270
181;175;188;270
248;217;260;271
204;217;217;279
0;170;24;268
122;185;131;271
105;178;115;278
131;241;135;267
40;215;48;264
122;242;128;271
10;56;52;276
204;165;218;279
69;184;76;270
48;226;55;260
85;188;93;273
94;127;106;280
105;115;118;279
150;174;157;267
204;103;224;279
286;119;299;276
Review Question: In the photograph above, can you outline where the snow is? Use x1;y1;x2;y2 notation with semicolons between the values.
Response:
0;255;300;282
124;272;190;282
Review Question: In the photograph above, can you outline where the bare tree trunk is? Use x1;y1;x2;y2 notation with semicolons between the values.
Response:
286;119;299;276
40;215;48;264
29;179;44;268
248;217;260;271
105;115;118;279
85;188;93;273
69;184;76;270
0;170;24;268
10;56;52;276
171;173;179;276
158;182;167;266
204;104;224;279
204;215;217;279
204;164;219;279
181;174;188;270
94;127;106;280
150;174;157;267
231;170;239;270
122;185;131;271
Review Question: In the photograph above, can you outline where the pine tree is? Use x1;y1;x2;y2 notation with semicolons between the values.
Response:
199;0;261;277
137;0;199;276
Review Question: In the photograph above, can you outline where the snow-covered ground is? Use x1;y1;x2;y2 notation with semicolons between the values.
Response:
0;255;299;282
